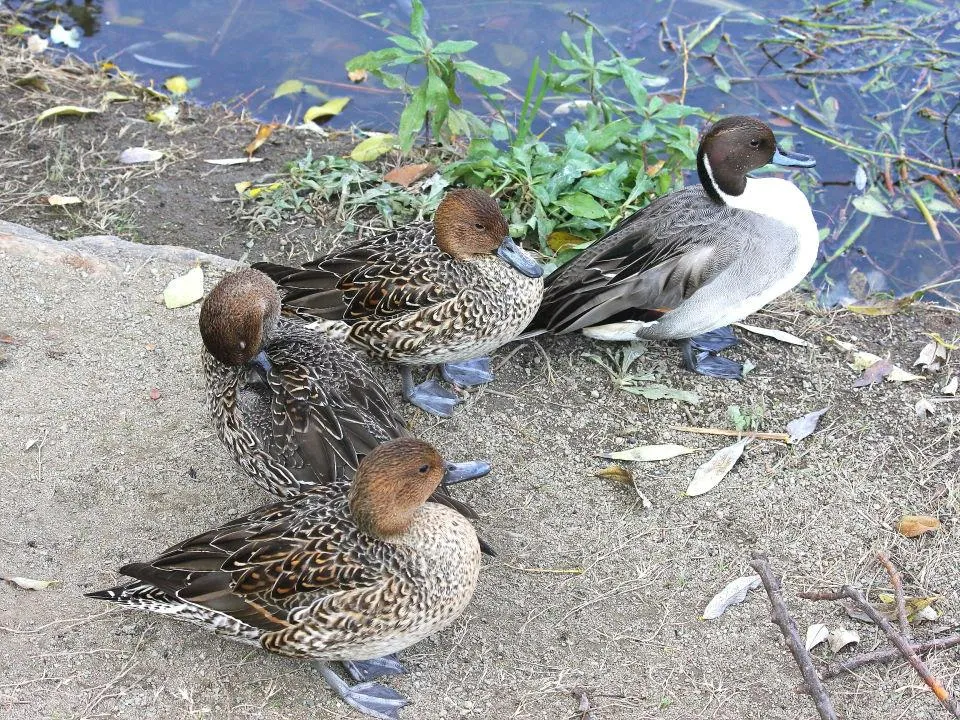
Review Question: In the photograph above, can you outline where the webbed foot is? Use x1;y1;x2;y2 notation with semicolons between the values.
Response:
343;655;406;682
689;326;739;352
680;339;744;380
317;661;410;720
400;367;459;417
440;357;494;387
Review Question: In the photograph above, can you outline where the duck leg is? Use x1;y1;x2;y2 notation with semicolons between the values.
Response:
342;655;407;682
440;357;494;386
400;366;459;418
680;334;744;381
316;661;409;720
689;326;739;352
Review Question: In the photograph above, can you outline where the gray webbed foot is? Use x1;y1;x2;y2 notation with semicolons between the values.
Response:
441;357;494;386
680;339;744;380
400;367;460;417
689;326;739;352
342;655;406;682
317;662;410;720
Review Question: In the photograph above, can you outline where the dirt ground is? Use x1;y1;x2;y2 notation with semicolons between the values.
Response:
1;34;959;720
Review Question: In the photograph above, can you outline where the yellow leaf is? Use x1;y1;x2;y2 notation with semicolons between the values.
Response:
347;69;368;83
47;195;82;206
898;514;940;538
100;61;117;72
273;79;304;98
245;182;283;198
164;75;190;96
594;464;633;485
646;160;666;177
547;230;586;253
304;97;350;123
103;90;132;103
245;123;277;157
163;267;204;309
146;104;180;124
234;181;252;194
36;105;100;122
349;133;397;162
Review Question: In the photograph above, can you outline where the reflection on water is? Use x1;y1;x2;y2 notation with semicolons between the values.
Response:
4;0;959;306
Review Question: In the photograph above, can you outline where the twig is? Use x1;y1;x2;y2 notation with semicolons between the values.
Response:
503;563;584;575
749;554;839;720
566;12;622;58
209;0;244;57
670;425;790;442
876;551;910;639
821;634;960;680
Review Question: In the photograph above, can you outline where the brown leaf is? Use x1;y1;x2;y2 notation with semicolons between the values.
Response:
383;163;436;187
547;230;586;253
852;358;892;387
347;68;367;83
594;464;633;485
0;332;22;346
898;515;940;538
245;123;277;157
149;388;162;401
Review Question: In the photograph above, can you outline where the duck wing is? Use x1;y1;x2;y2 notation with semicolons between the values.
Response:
532;187;741;334
253;225;461;324
112;491;408;633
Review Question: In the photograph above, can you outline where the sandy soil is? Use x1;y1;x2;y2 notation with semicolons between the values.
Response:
1;220;958;720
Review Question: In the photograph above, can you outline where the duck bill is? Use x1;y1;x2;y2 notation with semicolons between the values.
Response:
771;146;816;168
442;460;491;486
496;237;544;279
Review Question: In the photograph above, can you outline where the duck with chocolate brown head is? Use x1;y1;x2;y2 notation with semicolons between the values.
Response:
87;437;489;720
531;115;818;380
252;188;544;418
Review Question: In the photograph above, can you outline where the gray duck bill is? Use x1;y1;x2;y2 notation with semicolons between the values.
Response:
496;237;544;278
771;146;816;168
443;460;491;486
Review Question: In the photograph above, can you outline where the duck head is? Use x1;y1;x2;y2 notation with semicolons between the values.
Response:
199;268;281;367
349;438;490;537
696;116;816;204
434;188;543;279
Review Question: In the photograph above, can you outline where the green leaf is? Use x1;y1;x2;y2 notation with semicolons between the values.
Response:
273;79;304;98
453;60;510;87
6;23;30;36
409;0;427;43
557;192;607;220
425;73;450;138
714;75;731;93
388;35;422;53
398;84;428;151
350;133;398;162
303;97;350;122
852;193;892;218
586;118;633;152
433;39;478;55
623;384;700;404
346;47;408;71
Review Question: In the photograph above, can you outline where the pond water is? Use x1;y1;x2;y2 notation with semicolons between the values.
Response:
7;0;960;307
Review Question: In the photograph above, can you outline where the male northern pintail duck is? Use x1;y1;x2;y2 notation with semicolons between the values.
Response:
252;188;544;417
88;438;486;720
200;269;487;525
529;116;818;379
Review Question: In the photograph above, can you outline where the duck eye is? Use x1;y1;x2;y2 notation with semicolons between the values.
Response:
750;138;760;148
418;464;429;473
474;223;484;230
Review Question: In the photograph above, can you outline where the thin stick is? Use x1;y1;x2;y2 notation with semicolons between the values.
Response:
842;585;959;716
209;0;244;57
822;634;960;680
876;551;910;639
670;425;790;442
749;554;838;720
503;563;584;575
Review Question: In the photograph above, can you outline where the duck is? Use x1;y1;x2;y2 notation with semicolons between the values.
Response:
528;116;818;379
87;437;487;720
252;188;544;417
199;269;488;531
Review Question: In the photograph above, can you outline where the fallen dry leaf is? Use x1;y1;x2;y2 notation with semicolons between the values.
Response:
245;123;277;157
347;68;368;83
594;464;633;485
350;133;397;162
47;195;82;206
163;266;204;309
50;22;80;48
805;623;829;651
852;358;893;387
786;407;828;444
118;147;163;164
204;157;264;166
828;627;860;653
898;515;940;538
36;105;100;122
27;34;49;53
149;387;161;401
384;163;437;187
702;575;761;620
852;351;922;383
942;376;958;395
2;575;59;591
600;444;695;462
686;437;751;496
0;332;22;346
914;398;936;417
734;322;810;347
304;97;350;123
164;74;190;95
